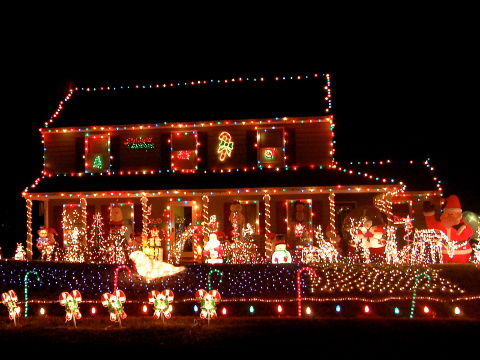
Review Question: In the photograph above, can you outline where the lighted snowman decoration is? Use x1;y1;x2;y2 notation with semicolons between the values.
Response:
271;238;292;263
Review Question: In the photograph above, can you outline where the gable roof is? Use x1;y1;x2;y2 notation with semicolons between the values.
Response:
45;73;331;128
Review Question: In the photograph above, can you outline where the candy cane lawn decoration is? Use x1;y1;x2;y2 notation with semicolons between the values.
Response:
1;290;21;326
101;290;127;326
148;289;174;322
59;290;82;327
195;289;221;325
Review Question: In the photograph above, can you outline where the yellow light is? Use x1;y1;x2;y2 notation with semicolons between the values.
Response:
40;307;45;316
91;306;96;315
277;305;283;313
143;305;148;313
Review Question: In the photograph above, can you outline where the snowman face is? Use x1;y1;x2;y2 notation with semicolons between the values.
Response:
275;243;286;251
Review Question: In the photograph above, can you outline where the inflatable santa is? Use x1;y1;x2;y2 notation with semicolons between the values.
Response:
423;195;473;263
203;233;223;264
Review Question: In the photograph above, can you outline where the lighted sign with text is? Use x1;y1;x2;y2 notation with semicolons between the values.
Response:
124;137;154;150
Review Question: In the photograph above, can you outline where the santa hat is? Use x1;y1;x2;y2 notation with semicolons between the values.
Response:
443;195;462;213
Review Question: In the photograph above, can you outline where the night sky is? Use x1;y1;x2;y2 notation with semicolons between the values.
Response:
3;41;478;257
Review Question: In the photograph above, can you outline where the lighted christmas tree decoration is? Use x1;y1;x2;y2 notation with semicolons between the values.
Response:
59;290;82;327
1;290;21;326
148;289;174;321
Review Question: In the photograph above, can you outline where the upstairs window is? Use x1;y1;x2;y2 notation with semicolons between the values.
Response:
257;127;285;168
170;131;198;171
85;134;110;173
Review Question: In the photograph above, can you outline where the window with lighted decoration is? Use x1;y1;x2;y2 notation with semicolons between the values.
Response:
257;128;285;168
171;131;198;171
286;199;312;247
85;134;110;173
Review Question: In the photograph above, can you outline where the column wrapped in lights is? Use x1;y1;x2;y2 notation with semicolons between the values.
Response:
141;194;150;241
263;193;271;259
81;198;87;245
328;193;336;236
26;198;33;260
202;195;209;238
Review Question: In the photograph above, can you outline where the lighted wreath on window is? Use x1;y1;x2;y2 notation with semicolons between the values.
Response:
217;131;233;161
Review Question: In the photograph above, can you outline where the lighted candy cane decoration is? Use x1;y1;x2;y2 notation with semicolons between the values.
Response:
148;289;174;321
195;289;221;325
113;264;132;293
217;131;233;161
207;268;223;291
1;290;21;326
101;290;127;324
24;270;41;317
59;290;82;327
297;267;317;317
409;272;431;318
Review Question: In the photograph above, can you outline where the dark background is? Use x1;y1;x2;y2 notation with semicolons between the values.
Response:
2;23;478;258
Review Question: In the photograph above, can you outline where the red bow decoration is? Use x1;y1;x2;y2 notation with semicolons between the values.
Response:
148;289;174;320
101;290;127;322
195;289;221;320
59;290;82;322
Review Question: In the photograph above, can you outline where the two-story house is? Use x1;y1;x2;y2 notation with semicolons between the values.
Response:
21;72;443;262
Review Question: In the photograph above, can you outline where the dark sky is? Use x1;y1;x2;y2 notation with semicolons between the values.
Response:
3;39;478;256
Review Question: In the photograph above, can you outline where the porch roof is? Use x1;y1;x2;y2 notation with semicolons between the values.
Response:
23;165;420;198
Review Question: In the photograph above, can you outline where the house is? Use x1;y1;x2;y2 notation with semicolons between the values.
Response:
21;73;443;263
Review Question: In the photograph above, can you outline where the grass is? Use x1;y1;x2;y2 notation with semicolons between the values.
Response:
1;315;480;356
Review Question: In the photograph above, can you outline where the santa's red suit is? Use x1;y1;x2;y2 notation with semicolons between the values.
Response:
424;195;473;263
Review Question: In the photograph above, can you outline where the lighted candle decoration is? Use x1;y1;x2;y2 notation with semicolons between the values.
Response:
297;267;317;317
59;290;82;327
195;289;221;325
148;289;174;322
1;290;21;326
24;270;41;317
101;290;127;326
